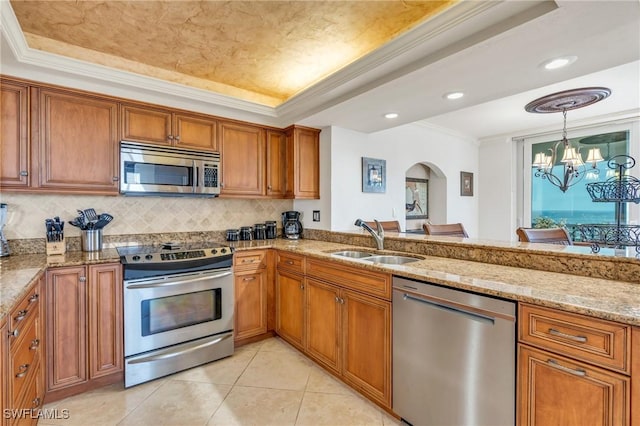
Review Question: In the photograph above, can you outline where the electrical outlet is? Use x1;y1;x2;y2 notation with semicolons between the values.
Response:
313;210;320;221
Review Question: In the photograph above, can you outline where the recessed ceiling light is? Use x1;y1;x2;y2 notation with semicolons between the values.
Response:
384;112;399;119
541;56;577;70
444;92;464;100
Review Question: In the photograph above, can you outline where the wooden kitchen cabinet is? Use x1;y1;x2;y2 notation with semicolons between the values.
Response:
518;303;631;426
35;88;119;194
45;263;122;402
219;120;265;197
234;250;268;342
4;275;44;426
305;278;341;374
275;254;306;352
285;125;320;199
120;104;218;151
266;130;287;198
0;79;30;189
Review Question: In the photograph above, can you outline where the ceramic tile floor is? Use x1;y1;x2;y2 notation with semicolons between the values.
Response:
38;337;400;426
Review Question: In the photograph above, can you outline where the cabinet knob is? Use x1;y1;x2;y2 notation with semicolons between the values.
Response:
112;176;119;182
243;277;256;282
168;135;174;140
30;339;40;350
20;170;28;176
15;364;29;378
8;328;19;338
32;397;41;408
14;309;27;322
79;276;87;282
28;293;39;303
267;185;272;191
174;135;180;141
299;284;304;290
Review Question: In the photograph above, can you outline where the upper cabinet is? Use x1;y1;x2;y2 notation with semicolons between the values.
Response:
0;79;30;189
285;125;320;199
121;104;218;152
266;130;287;198
36;88;120;194
219;120;265;197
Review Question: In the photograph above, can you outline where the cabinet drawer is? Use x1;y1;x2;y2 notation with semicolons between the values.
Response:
306;258;391;300
519;304;630;373
276;251;305;274
234;250;267;271
9;312;40;406
11;367;43;426
9;282;40;333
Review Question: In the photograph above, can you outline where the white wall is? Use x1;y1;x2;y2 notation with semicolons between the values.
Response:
327;123;480;236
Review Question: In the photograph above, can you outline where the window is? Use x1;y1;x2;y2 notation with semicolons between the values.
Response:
522;121;639;242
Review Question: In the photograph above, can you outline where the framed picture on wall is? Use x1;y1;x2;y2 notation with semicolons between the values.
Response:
406;177;428;219
362;157;386;193
460;171;474;196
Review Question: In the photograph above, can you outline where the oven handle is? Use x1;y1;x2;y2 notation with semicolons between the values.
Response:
125;271;232;289
128;333;232;364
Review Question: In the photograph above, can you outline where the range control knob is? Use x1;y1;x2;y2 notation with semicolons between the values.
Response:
221;248;227;254
211;249;218;255
132;255;140;262
145;254;153;260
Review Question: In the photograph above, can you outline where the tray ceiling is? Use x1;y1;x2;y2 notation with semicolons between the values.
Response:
10;0;456;106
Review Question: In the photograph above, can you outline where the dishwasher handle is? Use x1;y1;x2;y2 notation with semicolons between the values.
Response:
402;292;496;325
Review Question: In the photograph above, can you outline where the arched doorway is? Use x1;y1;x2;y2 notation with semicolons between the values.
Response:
405;162;447;232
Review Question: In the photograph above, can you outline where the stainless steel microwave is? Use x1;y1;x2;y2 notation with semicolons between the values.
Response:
120;141;220;196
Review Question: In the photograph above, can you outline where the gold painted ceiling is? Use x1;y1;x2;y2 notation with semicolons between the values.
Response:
10;0;456;106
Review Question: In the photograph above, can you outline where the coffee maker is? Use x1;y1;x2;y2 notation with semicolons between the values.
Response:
282;211;303;239
0;203;10;257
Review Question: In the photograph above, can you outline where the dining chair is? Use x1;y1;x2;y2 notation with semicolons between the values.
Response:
516;227;573;245
422;223;469;237
364;220;401;232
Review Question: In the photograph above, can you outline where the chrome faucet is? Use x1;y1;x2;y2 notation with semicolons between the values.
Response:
354;219;384;250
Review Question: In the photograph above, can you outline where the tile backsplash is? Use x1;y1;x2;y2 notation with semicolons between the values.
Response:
0;193;293;240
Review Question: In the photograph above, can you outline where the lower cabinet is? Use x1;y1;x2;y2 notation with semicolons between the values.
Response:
517;303;631;426
3;275;44;426
233;250;268;342
45;263;122;402
276;254;392;409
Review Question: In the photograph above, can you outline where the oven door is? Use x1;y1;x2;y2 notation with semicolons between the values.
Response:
123;269;233;357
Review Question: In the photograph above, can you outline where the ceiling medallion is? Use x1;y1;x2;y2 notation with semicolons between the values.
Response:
525;87;611;193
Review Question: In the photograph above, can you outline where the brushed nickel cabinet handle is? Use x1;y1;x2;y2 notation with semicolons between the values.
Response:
14;309;27;322
32;397;41;408
547;359;587;377
8;329;19;338
243;277;256;282
112;176;119;181
285;260;294;265
20;171;28;176
241;259;256;263
300;284;304;290
548;328;588;343
28;293;39;303
79;276;86;282
174;135;180;141
15;364;29;378
30;339;40;350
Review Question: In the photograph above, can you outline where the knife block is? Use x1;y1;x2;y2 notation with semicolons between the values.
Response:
46;238;66;256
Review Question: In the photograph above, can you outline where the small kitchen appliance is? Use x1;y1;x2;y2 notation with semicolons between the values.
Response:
265;221;277;239
282;211;303;239
0;203;10;257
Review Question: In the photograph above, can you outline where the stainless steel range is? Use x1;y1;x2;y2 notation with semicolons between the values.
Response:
118;242;234;388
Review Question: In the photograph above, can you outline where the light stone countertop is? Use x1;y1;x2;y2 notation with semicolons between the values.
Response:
2;239;639;327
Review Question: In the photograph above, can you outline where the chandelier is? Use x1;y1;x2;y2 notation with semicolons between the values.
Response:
525;87;611;192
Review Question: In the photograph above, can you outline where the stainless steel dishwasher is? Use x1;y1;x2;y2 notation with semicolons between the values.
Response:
393;276;516;426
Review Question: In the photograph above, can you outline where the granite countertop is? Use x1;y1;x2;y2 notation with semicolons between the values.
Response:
2;239;640;327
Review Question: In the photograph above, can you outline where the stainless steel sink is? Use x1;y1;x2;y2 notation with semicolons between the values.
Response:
363;255;420;265
331;250;373;259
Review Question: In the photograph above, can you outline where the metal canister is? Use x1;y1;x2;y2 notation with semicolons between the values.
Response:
254;223;266;240
226;229;239;241
239;226;253;241
265;221;277;239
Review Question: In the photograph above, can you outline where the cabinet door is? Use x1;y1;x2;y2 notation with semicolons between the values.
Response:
266;130;286;198
38;89;119;193
174;113;218;152
45;267;87;391
234;269;268;341
0;80;30;188
219;121;265;196
286;126;320;199
275;269;305;351
121;104;172;145
87;263;123;379
1;321;6;426
341;289;391;408
518;345;629;426
305;278;341;373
